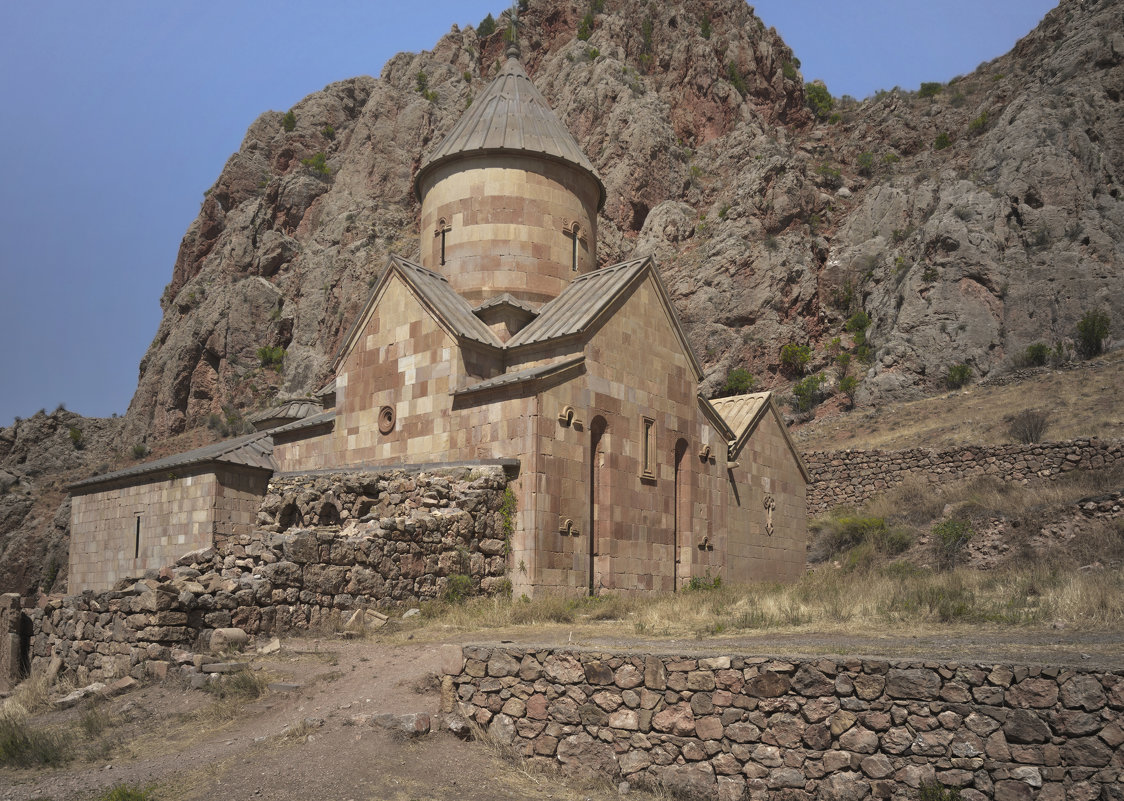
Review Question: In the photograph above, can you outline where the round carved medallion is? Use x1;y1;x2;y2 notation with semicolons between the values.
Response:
378;405;395;435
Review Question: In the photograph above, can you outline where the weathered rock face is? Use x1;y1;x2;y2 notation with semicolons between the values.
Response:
122;0;1124;441
0;410;121;596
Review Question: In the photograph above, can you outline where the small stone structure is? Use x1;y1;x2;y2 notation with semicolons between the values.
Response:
804;438;1123;513
24;467;509;685
447;645;1124;801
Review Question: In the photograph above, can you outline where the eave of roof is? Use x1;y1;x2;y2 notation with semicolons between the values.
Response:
70;430;276;493
451;355;585;398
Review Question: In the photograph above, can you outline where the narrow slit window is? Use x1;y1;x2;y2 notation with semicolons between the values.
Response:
641;417;655;479
134;516;141;559
434;219;452;265
571;225;579;271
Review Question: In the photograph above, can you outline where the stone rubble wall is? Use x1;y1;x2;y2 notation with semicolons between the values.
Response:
24;467;510;686
803;439;1124;513
448;645;1124;801
1;593;24;691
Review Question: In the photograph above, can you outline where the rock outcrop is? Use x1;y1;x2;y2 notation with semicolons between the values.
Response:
123;0;1123;440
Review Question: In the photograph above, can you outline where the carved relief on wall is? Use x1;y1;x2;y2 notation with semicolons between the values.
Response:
763;494;776;536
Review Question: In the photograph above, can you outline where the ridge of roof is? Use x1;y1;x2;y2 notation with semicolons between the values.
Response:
70;430;276;492
414;57;605;209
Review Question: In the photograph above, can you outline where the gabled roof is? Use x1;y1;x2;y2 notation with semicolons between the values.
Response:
70;430;276;492
452;355;585;398
505;256;704;380
707;392;810;482
334;255;502;371
246;398;323;429
414;57;605;209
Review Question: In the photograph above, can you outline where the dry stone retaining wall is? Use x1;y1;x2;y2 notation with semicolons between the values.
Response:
21;466;509;686
804;439;1123;513
449;645;1124;801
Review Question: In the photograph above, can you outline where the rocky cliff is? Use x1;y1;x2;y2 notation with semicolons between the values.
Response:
122;0;1122;441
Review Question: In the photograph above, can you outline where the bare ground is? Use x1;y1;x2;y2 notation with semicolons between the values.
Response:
3;624;1122;801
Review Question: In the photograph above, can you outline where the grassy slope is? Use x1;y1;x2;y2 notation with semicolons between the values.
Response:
792;350;1123;452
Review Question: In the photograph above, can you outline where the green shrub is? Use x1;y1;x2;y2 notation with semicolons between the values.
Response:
856;151;875;177
301;152;330;177
256;346;286;370
882;152;901;166
686;573;722;591
780;343;812;374
727;61;748;97
1075;309;1110;359
945;363;971;389
444;574;475;603
1024;342;1050;366
281;110;296;132
835;351;852;376
792;373;826;413
69;426;85;450
477;13;497;37
764;234;779;251
782;61;797;81
804;83;834;120
968;111;988;135
932;519;972;570
815;162;842;188
918;82;943;99
918;781;962;801
718;368;756;397
131;443;148;459
415;71;437;102
699;13;711;39
577;11;594;40
321;125;335;140
96;785;159;801
934;132;952;150
845;310;871;339
838;375;859;404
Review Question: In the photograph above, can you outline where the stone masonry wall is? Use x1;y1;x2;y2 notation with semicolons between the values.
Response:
804;439;1123;513
449;645;1124;801
25;466;510;686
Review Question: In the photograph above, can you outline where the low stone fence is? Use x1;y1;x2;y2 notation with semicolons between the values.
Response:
23;466;509;686
804;438;1123;513
449;645;1123;801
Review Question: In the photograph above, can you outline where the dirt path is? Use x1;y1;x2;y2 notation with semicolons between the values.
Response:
3;626;1122;801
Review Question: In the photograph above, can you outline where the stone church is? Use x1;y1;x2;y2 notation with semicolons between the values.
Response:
69;49;808;598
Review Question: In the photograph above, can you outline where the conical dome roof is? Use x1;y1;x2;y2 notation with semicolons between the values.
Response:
414;58;605;209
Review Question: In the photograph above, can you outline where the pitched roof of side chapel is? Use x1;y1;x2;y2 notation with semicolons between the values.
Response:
70;430;276;492
414;56;606;209
707;392;810;481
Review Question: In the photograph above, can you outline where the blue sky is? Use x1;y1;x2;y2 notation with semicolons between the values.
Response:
0;0;1057;425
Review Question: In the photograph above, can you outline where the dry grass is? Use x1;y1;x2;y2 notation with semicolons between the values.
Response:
794;350;1123;451
394;560;1122;644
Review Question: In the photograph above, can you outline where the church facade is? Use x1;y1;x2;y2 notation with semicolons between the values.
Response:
70;53;808;598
